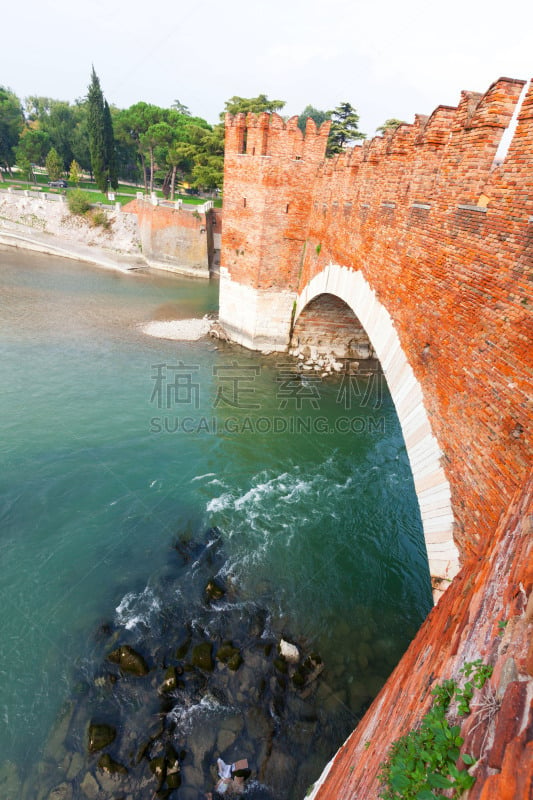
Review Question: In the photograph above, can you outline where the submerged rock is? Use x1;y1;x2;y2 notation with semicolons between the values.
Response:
87;722;116;753
205;577;226;602
107;644;149;676
79;771;99;800
97;753;127;775
190;641;214;671
216;642;243;671
47;783;73;800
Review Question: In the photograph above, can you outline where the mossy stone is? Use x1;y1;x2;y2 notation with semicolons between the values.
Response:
190;642;214;671
107;644;149;676
88;722;116;753
160;666;178;693
216;643;243;670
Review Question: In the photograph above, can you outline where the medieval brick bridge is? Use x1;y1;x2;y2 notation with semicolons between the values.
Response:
218;77;533;798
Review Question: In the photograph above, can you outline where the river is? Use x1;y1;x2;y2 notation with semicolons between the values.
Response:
0;248;432;798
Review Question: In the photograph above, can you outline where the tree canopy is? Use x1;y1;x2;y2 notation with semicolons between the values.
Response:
376;118;406;134
87;67;117;191
0;87;24;175
297;105;331;134
222;94;286;118
327;102;365;155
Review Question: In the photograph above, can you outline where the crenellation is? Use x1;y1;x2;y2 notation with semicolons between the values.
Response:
220;76;532;567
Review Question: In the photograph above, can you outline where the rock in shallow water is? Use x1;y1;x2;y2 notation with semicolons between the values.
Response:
107;644;149;676
191;641;214;671
87;722;116;753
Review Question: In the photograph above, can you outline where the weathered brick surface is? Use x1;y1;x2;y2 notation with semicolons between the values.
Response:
221;77;533;799
310;479;533;800
222;77;532;560
488;680;529;768
124;199;212;275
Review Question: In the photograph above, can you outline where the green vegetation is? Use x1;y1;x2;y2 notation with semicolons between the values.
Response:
45;147;63;181
0;87;24;175
378;660;493;800
1;79;369;191
66;189;91;215
376;118;407;134
327;102;365;155
87;67;117;192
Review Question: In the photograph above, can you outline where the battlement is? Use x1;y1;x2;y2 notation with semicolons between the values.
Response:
224;111;330;161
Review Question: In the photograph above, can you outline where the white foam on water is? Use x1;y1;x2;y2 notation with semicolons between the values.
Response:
206;493;234;513
115;585;161;631
166;693;235;731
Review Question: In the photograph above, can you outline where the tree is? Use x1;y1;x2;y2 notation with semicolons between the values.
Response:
45;147;63;181
15;128;50;182
376;118;406;135
87;67;117;191
171;99;190;116
0;87;24;178
87;68;107;191
103;100;118;189
297;105;331;134
69;159;82;186
191;124;224;191
327;102;365;156
222;94;285;118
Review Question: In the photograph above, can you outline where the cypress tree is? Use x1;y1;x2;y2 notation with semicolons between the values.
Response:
104;100;118;190
87;67;117;192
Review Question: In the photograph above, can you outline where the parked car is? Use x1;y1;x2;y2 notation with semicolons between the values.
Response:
48;180;68;188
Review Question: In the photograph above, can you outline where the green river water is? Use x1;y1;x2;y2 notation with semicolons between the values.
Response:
0;248;432;798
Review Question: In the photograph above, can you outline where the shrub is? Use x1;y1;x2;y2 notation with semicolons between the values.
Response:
88;208;111;230
67;189;91;215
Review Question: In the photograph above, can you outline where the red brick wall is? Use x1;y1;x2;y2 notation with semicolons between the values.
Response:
222;78;533;799
223;77;532;560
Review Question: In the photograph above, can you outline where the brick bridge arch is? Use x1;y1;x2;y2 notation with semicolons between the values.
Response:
220;76;532;592
218;78;533;797
294;264;458;585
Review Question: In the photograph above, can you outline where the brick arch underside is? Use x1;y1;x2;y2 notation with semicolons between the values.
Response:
295;263;459;585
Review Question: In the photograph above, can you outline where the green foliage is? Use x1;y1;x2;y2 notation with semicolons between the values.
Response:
378;661;492;800
327;101;365;156
376;118;406;135
497;620;508;635
171;99;190;116
87;68;107;191
297;105;331;134
222;94;286;118
103;100;118;190
15;128;50;177
0;86;24;172
67;188;91;215
45;147;63;181
88;208;111;229
69;160;82;186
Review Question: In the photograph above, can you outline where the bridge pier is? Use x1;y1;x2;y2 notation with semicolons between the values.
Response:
219;267;295;351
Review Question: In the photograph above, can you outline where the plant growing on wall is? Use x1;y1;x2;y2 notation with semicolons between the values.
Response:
378;660;493;800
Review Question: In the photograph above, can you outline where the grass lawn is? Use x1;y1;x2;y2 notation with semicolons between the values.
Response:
3;175;222;208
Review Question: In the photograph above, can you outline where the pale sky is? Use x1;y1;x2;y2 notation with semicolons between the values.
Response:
2;0;532;136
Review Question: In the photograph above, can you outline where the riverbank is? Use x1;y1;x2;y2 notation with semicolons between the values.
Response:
0;191;144;273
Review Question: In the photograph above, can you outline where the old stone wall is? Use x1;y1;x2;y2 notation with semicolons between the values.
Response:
126;199;215;277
